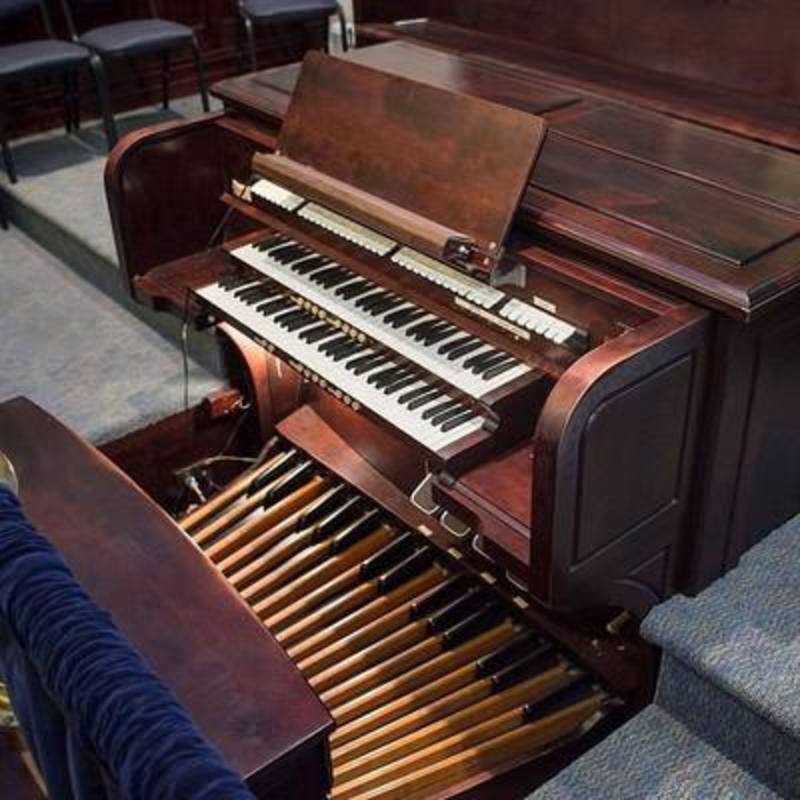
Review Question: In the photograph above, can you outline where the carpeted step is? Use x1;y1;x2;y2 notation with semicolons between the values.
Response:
0;228;224;444
529;704;780;799
642;515;800;745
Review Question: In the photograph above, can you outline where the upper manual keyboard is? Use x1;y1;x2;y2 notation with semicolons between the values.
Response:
243;178;589;354
230;236;532;401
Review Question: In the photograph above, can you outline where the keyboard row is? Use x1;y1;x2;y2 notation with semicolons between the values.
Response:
246;178;587;351
230;235;533;400
196;274;492;452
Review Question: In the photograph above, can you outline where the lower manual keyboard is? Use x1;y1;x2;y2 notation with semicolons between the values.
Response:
196;274;491;454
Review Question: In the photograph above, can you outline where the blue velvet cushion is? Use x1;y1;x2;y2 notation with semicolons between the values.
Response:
0;486;255;800
79;19;194;57
243;0;338;22
0;40;89;81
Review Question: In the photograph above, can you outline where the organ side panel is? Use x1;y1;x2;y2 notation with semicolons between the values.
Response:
531;307;709;616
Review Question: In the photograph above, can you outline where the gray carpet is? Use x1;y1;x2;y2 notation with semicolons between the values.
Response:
1;94;221;266
532;515;800;798
643;514;800;743
0;227;223;444
532;705;780;799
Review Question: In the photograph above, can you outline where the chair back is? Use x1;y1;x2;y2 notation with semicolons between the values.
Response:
0;0;55;37
59;0;159;38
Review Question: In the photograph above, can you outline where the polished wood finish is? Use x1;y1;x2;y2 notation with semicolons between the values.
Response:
176;38;800;603
0;398;333;799
274;51;546;267
176;437;628;798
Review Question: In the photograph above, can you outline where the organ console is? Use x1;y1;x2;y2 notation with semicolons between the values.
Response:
7;4;800;796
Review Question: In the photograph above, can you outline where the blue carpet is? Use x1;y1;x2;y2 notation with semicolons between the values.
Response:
531;704;779;799
656;655;799;797
643;514;800;743
0;227;224;444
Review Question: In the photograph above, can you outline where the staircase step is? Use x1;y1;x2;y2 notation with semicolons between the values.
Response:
529;705;780;799
656;655;799;797
642;515;800;743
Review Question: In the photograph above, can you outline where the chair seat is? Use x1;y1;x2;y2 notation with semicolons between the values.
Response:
243;0;338;23
0;40;89;81
78;19;194;57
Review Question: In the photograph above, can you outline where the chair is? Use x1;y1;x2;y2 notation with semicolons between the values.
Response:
237;0;348;73
60;0;210;149
0;0;109;185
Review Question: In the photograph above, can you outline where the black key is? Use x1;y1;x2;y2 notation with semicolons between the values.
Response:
407;390;446;411
406;319;439;340
321;270;354;288
285;314;318;333
483;359;520;381
274;309;309;327
393;312;431;329
355;290;390;309
219;273;254;290
367;366;404;387
234;282;267;300
439;335;475;355
370;297;405;316
384;374;420;395
309;267;345;286
422;399;461;421
399;384;436;405
268;243;303;262
256;234;288;251
431;404;471;427
327;339;360;358
338;281;375;300
423;324;459;345
278;246;312;264
385;307;426;329
257;298;294;316
318;335;350;354
353;356;391;376
474;354;516;376
440;410;480;433
464;348;500;370
245;287;282;306
447;340;484;361
302;324;336;344
294;256;331;275
332;342;367;362
363;293;400;313
345;352;381;372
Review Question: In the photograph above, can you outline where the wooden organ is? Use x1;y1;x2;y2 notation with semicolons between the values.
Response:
6;5;800;796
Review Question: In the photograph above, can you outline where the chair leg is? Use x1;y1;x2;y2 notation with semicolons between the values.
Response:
1;137;16;185
88;54;118;149
71;71;81;131
63;72;73;133
190;37;210;113
337;6;349;51
161;51;171;109
243;16;258;72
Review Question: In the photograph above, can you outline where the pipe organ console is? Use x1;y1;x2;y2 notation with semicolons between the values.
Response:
9;8;800;796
